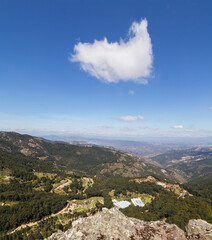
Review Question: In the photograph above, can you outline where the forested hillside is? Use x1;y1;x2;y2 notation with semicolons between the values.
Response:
1;175;212;239
152;147;212;182
0;132;212;239
0;132;177;180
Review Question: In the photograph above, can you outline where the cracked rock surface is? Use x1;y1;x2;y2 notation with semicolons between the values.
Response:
47;208;196;240
186;219;212;240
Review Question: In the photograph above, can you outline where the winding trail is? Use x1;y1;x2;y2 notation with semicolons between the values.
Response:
54;180;71;191
8;201;70;235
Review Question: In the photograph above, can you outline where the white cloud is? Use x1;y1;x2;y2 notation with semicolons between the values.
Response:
121;127;136;132
184;129;195;132
119;116;138;122
129;90;135;95
139;126;158;131
70;19;153;83
138;115;145;121
172;125;184;129
210;106;212;110
119;115;145;122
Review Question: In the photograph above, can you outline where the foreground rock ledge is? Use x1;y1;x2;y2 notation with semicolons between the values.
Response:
47;207;212;240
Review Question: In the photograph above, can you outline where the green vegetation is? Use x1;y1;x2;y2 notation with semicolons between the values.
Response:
0;191;67;232
0;131;177;180
183;179;212;205
121;191;212;230
152;147;212;183
111;193;154;204
85;177;212;230
0;132;212;239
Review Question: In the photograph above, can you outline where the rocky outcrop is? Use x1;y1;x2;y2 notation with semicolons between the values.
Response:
47;208;188;240
47;208;212;240
186;219;212;240
0;131;47;156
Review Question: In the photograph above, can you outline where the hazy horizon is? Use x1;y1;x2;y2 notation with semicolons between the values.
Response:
1;0;212;139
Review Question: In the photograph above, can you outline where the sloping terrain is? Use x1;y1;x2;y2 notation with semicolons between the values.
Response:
152;147;212;166
152;147;212;182
45;135;192;157
0;131;211;239
0;132;177;180
1;131;211;183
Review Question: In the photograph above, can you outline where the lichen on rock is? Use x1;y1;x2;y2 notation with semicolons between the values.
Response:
46;208;190;240
186;219;212;240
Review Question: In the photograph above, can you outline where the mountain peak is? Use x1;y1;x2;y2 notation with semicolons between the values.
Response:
46;207;212;239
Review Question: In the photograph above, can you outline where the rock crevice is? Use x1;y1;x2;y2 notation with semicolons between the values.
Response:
47;208;212;240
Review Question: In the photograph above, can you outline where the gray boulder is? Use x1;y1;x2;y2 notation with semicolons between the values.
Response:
47;208;186;240
186;219;212;240
47;208;212;240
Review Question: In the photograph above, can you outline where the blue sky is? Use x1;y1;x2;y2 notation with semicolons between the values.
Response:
0;0;212;139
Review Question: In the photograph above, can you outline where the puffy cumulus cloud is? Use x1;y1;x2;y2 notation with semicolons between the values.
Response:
119;115;144;122
70;19;153;83
172;125;184;129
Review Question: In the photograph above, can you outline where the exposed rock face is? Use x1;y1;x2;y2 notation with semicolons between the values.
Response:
47;208;187;240
186;219;212;240
0;131;47;156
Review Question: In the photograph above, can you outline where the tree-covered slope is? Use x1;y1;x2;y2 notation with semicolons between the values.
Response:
0;135;211;239
152;147;212;182
0;131;177;180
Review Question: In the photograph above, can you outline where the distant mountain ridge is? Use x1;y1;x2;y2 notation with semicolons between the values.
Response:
1;131;211;183
0;131;177;181
1;132;212;239
152;147;212;183
43;134;194;157
43;134;212;183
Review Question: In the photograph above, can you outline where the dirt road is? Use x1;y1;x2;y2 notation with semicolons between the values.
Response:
8;201;69;235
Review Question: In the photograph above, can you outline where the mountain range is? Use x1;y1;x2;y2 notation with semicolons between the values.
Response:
0;132;177;181
0;131;211;239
